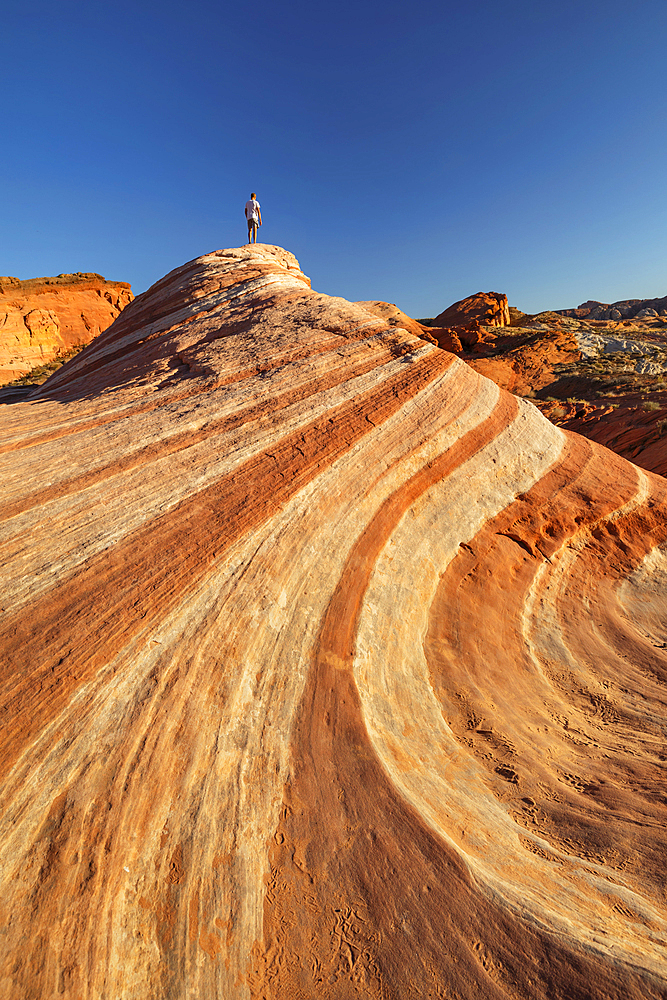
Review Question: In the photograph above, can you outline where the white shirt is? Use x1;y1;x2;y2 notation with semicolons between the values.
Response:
245;199;260;220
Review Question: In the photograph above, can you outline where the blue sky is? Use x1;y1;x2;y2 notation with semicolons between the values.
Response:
1;0;666;315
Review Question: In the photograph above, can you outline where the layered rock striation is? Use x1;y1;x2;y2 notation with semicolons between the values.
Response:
355;299;438;344
0;271;133;384
1;246;666;1000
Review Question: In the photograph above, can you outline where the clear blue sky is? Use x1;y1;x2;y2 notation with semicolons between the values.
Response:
2;0;666;315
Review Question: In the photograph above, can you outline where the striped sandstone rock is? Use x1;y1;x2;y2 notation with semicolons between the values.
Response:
0;245;666;1000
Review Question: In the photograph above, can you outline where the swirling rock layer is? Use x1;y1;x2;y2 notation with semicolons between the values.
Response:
1;245;666;1000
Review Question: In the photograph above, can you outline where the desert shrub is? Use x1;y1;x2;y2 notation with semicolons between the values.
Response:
7;345;84;386
643;400;660;411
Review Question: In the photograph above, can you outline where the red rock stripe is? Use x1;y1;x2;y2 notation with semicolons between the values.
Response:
318;391;519;662
0;321;394;456
0;334;425;523
550;466;667;681
41;313;255;395
421;431;638;729
551;549;667;874
421;433;667;958
255;422;657;997
423;433;665;702
0;394;188;457
0;350;453;781
90;257;291;342
424;433;637;684
46;306;392;400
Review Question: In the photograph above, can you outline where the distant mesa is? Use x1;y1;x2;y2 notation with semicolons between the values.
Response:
0;271;133;385
559;294;667;321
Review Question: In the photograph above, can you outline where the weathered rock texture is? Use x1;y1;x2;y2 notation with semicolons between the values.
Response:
1;246;666;1000
452;309;667;477
434;290;511;329
0;272;133;384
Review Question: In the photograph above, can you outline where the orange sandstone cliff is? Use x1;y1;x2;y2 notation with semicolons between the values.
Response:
0;271;133;384
0;246;666;1000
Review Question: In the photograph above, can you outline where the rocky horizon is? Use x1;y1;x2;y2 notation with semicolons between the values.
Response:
557;294;667;322
432;293;667;479
1;245;666;999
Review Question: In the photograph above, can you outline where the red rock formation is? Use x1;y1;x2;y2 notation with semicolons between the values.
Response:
434;290;510;328
463;324;582;394
447;310;667;478
1;245;666;999
429;324;464;352
539;393;667;477
0;272;133;384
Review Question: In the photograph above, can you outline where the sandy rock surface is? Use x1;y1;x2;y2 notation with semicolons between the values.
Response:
0;272;133;383
1;245;666;1000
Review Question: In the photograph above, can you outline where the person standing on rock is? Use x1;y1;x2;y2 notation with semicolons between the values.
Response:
245;193;262;244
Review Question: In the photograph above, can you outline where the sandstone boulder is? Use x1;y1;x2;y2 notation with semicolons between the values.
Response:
434;290;510;328
0;271;133;383
430;326;464;352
